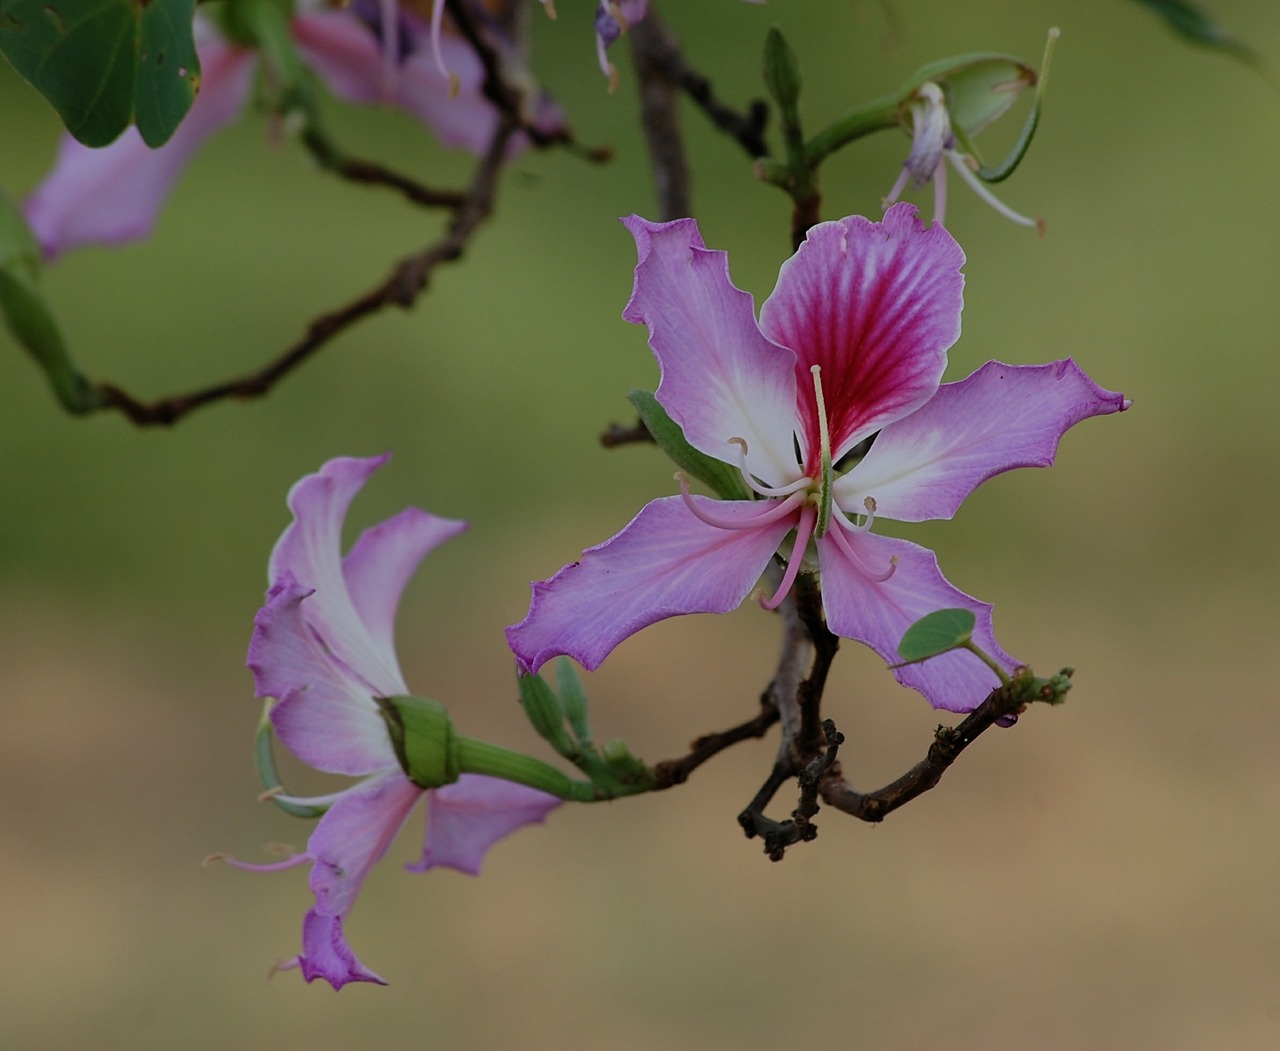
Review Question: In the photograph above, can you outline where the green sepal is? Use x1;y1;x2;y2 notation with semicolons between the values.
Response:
0;0;199;147
253;700;327;819
601;739;657;790
516;671;578;759
554;659;593;748
627;389;750;501
376;694;461;790
894;608;976;665
0;191;100;414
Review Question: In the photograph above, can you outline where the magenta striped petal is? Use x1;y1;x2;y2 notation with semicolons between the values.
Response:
506;494;795;674
758;204;965;466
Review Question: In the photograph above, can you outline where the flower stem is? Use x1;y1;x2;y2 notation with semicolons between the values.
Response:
454;735;652;803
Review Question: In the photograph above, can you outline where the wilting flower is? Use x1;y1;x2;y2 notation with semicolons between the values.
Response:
884;81;1040;232
507;205;1128;711
530;1;648;89
227;456;559;989
24;5;559;260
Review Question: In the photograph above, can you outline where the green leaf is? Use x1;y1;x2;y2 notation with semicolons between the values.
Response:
0;0;199;147
896;608;976;664
1129;0;1271;75
627;389;750;501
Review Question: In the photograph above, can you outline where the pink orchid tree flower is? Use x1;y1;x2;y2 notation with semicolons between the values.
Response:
23;5;557;261
226;455;559;989
531;1;648;89
507;204;1129;712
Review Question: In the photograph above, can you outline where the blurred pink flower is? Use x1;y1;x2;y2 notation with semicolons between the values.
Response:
507;205;1129;712
229;455;558;989
24;8;558;260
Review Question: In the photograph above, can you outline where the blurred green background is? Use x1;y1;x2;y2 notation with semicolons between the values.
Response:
2;1;1279;1047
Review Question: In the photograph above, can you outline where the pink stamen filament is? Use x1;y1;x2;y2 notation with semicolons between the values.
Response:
677;474;806;530
727;437;810;499
379;0;400;98
761;503;817;610
826;517;898;583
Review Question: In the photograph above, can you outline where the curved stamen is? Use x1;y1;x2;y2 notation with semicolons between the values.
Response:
761;504;818;610
213;851;310;875
677;474;806;531
945;151;1039;230
378;0;400;98
429;0;461;99
727;437;810;499
826;516;898;583
831;495;878;534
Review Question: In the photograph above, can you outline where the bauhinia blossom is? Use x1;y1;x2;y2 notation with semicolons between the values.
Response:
507;204;1128;712
24;5;560;260
226;455;559;989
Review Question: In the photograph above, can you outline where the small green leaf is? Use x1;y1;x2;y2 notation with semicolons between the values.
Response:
896;608;976;664
627;389;750;501
0;0;199;147
1129;0;1271;77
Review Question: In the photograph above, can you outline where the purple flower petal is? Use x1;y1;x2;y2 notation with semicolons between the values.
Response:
292;11;506;156
409;774;561;875
343;508;468;664
817;529;1016;711
306;770;423;922
252;576;399;775
269;455;409;699
23;32;257;260
834;359;1130;523
507;494;794;674
294;909;388;988
622;216;800;486
758;204;965;463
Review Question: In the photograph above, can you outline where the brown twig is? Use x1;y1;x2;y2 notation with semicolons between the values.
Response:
96;117;518;426
630;8;770;162
650;690;780;790
629;12;693;220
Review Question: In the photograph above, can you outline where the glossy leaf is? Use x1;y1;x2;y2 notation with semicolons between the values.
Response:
0;0;199;147
627;389;751;501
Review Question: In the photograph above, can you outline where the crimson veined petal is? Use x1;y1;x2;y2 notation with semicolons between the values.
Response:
506;494;795;675
758;204;965;465
23;30;257;260
409;774;561;875
817;529;1016;712
270;455;409;698
834;359;1130;523
622;216;801;487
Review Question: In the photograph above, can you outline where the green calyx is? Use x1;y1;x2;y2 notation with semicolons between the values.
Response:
377;695;461;790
